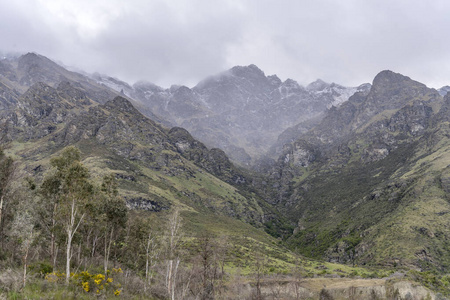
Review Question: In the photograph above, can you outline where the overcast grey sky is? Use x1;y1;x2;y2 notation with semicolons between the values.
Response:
1;0;449;88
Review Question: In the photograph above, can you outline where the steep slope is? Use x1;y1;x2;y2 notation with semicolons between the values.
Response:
270;70;450;271
0;81;20;111
129;65;369;165
0;53;118;104
2;53;368;166
0;53;296;232
3;83;267;226
0;53;170;127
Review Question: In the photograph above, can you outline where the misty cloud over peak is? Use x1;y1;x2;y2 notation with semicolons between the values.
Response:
1;0;450;89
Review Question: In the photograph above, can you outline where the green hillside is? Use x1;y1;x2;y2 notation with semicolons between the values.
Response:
0;55;445;298
274;71;450;275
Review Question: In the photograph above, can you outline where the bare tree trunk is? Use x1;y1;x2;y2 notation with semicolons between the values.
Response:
92;233;99;258
145;233;151;292
171;258;180;300
84;228;92;269
0;195;4;246
166;259;173;296
51;231;56;269
65;199;85;284
50;201;57;270
166;257;181;299
144;232;159;293
104;228;113;276
23;250;28;289
66;227;72;284
0;195;3;232
165;209;182;300
53;245;59;269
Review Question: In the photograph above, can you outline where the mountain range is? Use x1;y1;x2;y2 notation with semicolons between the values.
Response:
92;64;371;166
1;52;450;297
0;53;277;226
268;70;450;271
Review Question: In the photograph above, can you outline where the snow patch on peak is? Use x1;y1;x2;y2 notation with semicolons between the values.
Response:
310;82;371;108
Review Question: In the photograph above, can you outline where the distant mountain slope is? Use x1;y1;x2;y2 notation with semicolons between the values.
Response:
0;53;166;124
118;64;369;165
267;70;450;270
0;53;293;229
0;53;118;103
1;53;368;166
0;77;275;226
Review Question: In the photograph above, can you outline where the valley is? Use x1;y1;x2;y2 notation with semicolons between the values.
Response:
0;53;448;299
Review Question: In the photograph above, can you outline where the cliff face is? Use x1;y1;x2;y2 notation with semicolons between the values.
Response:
266;70;450;271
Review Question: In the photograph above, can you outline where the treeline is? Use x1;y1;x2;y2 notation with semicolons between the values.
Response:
0;146;237;299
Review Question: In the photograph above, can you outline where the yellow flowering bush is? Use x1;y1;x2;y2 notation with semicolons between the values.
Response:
94;273;105;285
82;281;90;292
45;271;66;283
45;269;123;296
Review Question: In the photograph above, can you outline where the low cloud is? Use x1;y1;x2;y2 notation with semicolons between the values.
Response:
1;0;449;88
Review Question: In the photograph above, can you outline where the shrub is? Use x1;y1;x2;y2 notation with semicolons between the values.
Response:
29;262;53;277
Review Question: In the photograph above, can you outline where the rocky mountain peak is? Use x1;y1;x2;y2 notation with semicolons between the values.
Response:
230;64;266;79
194;64;273;94
16;53;74;88
172;85;192;96
282;78;301;88
18;52;56;71
17;52;39;64
306;79;329;91
267;74;282;86
122;61;366;165
371;70;415;91
358;70;440;124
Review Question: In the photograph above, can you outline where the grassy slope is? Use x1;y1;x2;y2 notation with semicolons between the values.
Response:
284;114;450;271
5;136;398;281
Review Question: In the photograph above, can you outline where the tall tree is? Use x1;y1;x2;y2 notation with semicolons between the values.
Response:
165;209;182;300
41;147;93;283
39;173;63;269
100;174;127;275
0;148;14;243
10;193;39;289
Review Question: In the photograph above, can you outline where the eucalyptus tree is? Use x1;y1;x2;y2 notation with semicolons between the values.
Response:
0;148;14;243
41;146;93;283
10;197;39;288
100;173;128;275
